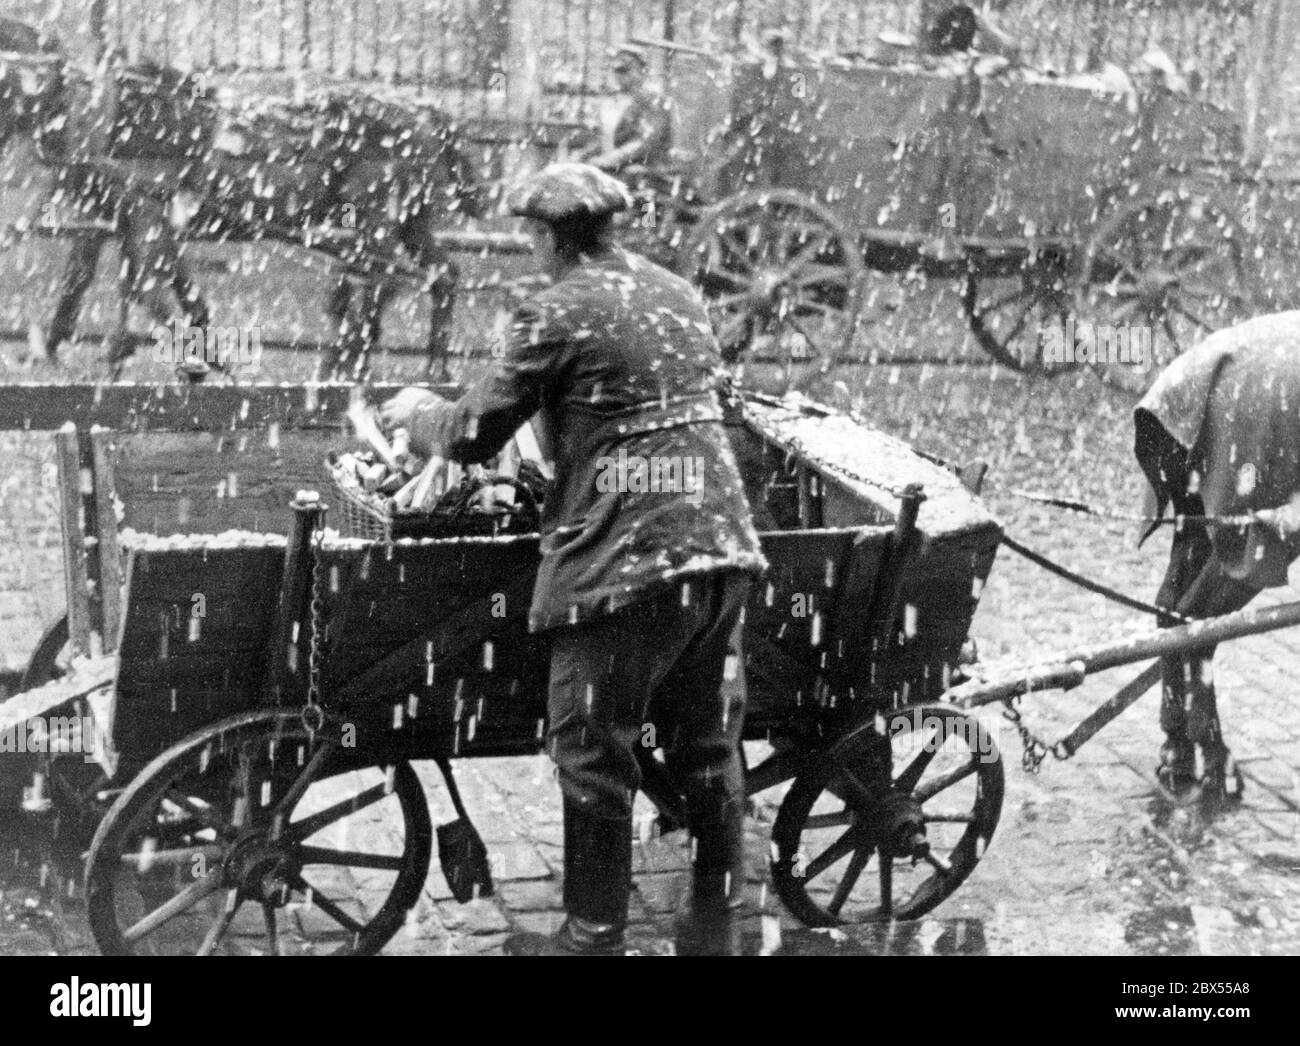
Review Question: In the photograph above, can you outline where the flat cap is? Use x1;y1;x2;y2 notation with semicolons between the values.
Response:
505;162;632;222
610;44;648;70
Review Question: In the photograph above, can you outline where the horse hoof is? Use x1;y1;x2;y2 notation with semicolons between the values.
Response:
176;359;211;383
1154;740;1200;803
1155;767;1201;806
1200;756;1245;810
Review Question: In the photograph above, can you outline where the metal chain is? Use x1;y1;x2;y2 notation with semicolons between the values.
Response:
1000;697;1071;774
303;514;326;736
766;431;915;501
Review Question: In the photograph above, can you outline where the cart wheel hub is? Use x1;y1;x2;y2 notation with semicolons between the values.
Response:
865;790;927;857
1136;268;1178;305
752;269;788;302
224;835;296;904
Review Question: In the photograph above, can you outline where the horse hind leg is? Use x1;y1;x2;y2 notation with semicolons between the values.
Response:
171;259;223;374
47;233;106;360
111;205;181;374
400;219;458;382
106;292;135;380
422;257;458;382
327;270;399;381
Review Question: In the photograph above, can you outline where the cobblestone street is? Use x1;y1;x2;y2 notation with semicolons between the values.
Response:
2;362;1297;956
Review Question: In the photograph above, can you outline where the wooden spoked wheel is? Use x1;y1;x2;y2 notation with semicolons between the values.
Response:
19;613;71;691
771;705;1003;926
85;709;432;956
1077;191;1259;370
679;188;865;394
12;613;110;848
961;252;1077;373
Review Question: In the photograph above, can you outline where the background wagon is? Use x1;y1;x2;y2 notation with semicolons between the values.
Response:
649;49;1263;385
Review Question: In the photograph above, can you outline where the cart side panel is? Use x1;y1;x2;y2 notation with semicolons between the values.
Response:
113;430;344;536
742;528;890;733
1131;91;1242;182
317;539;542;654
319;538;551;760
716;64;960;236
975;80;1134;241
112;547;284;760
875;524;1000;704
738;398;1002;711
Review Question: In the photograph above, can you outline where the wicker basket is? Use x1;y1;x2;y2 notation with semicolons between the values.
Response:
327;468;453;542
327;462;541;542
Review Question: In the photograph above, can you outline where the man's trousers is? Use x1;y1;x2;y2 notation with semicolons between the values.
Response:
546;570;752;921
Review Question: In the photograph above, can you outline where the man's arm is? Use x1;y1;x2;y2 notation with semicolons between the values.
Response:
1255;492;1300;539
404;301;565;465
589;98;671;171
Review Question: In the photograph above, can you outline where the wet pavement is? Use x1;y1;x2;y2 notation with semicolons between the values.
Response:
2;351;1299;956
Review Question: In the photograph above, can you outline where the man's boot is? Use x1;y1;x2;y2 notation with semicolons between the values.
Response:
674;873;744;956
674;783;746;956
505;799;631;956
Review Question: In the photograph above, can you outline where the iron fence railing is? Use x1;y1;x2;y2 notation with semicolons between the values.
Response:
100;1;1255;108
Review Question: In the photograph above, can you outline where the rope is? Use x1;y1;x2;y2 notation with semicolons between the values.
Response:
1002;486;1260;530
999;532;1190;623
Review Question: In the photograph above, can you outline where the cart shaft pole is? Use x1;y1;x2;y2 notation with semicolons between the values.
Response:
951;599;1300;709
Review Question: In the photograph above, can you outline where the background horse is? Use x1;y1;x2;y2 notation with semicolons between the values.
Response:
0;22;209;373
202;91;480;380
0;21;479;378
1135;310;1300;804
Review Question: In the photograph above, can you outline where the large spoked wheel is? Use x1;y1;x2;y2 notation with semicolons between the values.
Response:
85;709;432;956
771;705;1003;926
15;613;111;847
679;188;865;395
1078;191;1259;370
19;613;70;690
961;252;1079;373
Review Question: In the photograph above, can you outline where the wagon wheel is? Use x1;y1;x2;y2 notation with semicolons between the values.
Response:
86;709;432;956
1077;192;1259;372
961;252;1079;373
679;189;865;395
771;705;1002;926
13;613;111;846
19;613;70;691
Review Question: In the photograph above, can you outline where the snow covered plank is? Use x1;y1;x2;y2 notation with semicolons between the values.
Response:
739;396;1000;539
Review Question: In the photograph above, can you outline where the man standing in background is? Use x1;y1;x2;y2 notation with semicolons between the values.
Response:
583;44;673;177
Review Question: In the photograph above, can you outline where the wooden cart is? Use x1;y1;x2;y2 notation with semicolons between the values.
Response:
2;387;1006;953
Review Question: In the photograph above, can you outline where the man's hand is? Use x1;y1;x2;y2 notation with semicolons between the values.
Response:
379;388;441;432
1255;493;1300;538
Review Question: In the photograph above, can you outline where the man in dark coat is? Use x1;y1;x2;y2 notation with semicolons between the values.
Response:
380;163;767;954
1135;311;1300;803
583;45;672;176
